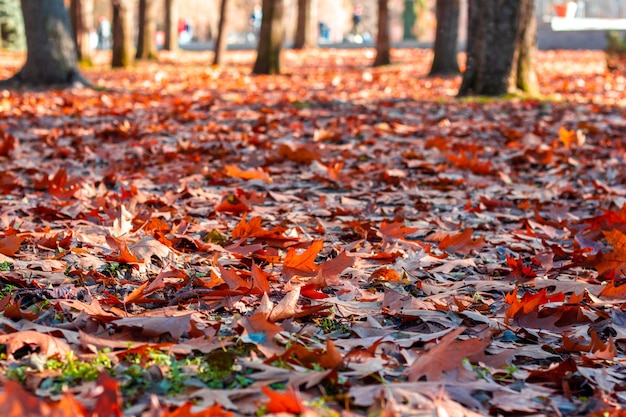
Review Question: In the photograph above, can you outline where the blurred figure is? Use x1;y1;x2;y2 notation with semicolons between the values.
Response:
97;16;111;50
249;4;262;42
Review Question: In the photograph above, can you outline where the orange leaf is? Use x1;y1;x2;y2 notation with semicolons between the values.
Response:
261;386;305;414
164;403;234;417
224;164;271;182
0;234;25;257
282;240;323;278
558;126;576;147
591;229;626;276
93;372;123;417
215;195;251;213
438;229;485;254
105;236;142;264
251;263;271;294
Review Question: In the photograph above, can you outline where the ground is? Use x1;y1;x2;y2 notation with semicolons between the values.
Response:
0;48;626;416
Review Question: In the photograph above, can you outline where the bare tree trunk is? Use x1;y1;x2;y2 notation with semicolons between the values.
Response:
70;0;94;63
294;0;317;49
111;0;134;68
136;0;157;59
458;0;537;96
429;0;459;76
213;0;229;65
515;0;538;94
373;0;391;67
164;0;179;51
0;0;88;87
252;0;284;75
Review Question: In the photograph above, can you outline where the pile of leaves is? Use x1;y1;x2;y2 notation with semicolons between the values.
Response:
0;48;626;416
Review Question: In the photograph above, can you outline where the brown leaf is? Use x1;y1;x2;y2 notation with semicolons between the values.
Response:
407;327;490;381
0;330;71;359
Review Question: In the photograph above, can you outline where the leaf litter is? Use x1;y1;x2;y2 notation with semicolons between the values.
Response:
0;48;626;415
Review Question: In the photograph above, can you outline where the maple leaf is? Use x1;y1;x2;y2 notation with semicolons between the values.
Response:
438;228;485;254
379;221;419;247
215;194;251;213
164;403;235;417
407;327;490;382
105;235;142;264
282;240;324;279
261;386;305;414
239;312;284;357
93;372;123;417
589;229;626;276
0;234;25;257
224;164;271;182
0;330;71;359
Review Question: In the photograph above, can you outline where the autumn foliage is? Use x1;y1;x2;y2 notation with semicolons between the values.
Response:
0;48;625;415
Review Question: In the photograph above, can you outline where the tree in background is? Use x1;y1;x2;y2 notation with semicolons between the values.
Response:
401;0;416;40
111;0;134;68
294;0;317;49
70;0;95;63
164;0;179;51
213;0;229;65
0;0;89;87
136;0;157;59
459;0;538;96
372;0;390;67
0;0;25;51
252;0;284;75
429;0;459;76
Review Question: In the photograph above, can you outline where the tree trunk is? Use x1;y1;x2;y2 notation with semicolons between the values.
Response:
252;0;284;75
373;0;391;67
0;0;88;87
111;0;134;68
458;0;538;96
70;0;95;63
136;0;157;59
294;0;317;49
429;0;459;76
213;0;229;65
163;0;178;51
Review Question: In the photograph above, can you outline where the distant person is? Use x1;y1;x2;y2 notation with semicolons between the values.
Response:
249;5;262;41
97;16;111;50
352;5;362;35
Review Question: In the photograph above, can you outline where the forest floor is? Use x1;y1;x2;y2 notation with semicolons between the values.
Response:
0;48;626;416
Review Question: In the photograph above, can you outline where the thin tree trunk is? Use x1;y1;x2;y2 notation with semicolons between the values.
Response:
70;0;94;63
458;0;537;96
111;0;134;68
373;0;391;67
429;0;459;76
164;0;179;51
1;0;88;87
515;0;538;94
136;0;157;59
294;0;317;49
252;0;284;75
213;0;229;65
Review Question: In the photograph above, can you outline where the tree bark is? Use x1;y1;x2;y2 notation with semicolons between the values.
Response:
293;0;317;49
70;0;94;63
373;0;391;67
0;0;88;87
111;0;134;68
136;0;157;59
429;0;459;76
458;0;538;96
163;0;178;51
252;0;284;75
213;0;229;65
